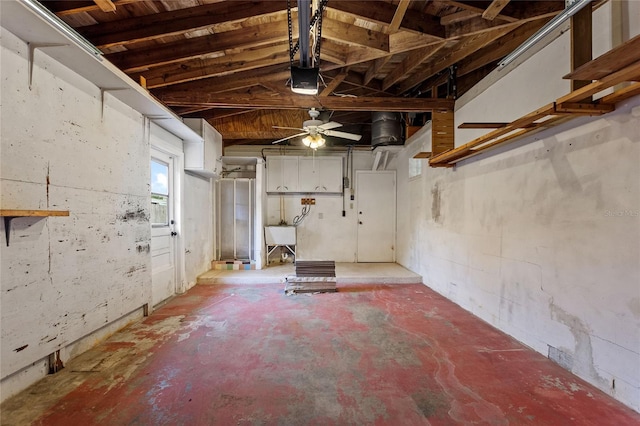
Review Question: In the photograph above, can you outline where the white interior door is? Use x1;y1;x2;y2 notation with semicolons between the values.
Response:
356;171;396;262
150;150;176;306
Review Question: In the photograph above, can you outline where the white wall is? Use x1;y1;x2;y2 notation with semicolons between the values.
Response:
0;27;214;401
397;4;640;411
184;172;213;287
225;147;386;263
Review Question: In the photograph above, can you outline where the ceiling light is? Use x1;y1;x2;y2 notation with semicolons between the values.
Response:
498;0;592;69
302;134;325;150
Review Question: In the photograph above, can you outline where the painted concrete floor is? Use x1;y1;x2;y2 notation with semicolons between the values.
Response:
2;283;639;425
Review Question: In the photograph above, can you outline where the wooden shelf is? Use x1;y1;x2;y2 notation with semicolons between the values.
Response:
1;210;70;246
0;209;69;217
564;34;640;81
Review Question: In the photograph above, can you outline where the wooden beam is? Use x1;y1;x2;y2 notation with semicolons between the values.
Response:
328;1;445;38
432;110;455;155
152;64;291;97
360;0;411;85
396;25;517;94
93;0;116;13
456;18;549;77
482;0;511;21
382;42;447;91
441;11;480;26
388;0;411;34
160;93;455;112
321;19;390;51
564;33;640;81
47;0;138;16
320;71;349;97
444;1;517;22
139;44;291;89
363;57;391;85
571;4;593;91
106;19;293;72
554;102;614;114
80;1;286;48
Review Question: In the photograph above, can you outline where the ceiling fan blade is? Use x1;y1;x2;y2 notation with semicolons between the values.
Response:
272;132;308;144
318;121;342;130
273;126;305;131
323;130;362;141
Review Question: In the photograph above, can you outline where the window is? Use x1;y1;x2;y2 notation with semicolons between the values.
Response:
151;159;169;226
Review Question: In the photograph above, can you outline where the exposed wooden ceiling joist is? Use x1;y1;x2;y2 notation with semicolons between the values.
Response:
79;1;287;48
482;0;511;21
106;18;295;72
160;93;455;112
93;0;116;13
395;24;517;94
327;1;446;38
47;0;138;16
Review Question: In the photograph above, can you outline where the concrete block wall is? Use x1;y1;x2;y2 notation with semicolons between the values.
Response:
396;3;640;411
0;27;215;400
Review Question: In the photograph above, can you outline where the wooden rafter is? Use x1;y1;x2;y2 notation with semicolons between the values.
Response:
160;94;455;112
79;1;286;48
388;0;411;34
320;71;349;97
328;1;445;38
93;0;116;13
382;42;447;91
322;19;390;51
396;25;517;94
444;1;517;23
106;18;294;72
139;43;291;89
48;0;138;16
482;0;511;21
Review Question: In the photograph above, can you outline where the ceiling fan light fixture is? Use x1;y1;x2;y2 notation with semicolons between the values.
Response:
302;134;325;149
291;66;319;95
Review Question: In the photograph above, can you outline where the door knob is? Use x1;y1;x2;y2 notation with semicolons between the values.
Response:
359;221;363;225
171;231;178;236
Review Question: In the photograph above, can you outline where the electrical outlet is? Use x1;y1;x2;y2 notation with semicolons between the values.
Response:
301;198;316;205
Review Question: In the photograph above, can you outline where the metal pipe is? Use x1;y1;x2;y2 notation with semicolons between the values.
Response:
498;0;592;68
297;0;311;68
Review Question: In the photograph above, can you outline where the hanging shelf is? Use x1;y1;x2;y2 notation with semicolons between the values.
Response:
0;209;70;246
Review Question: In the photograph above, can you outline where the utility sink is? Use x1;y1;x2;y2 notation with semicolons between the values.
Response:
265;226;296;245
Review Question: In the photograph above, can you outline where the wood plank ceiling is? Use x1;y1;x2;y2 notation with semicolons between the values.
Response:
44;0;570;147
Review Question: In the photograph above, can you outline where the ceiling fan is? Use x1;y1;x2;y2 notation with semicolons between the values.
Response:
272;108;362;149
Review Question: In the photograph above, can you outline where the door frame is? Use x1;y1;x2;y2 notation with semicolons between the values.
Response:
149;121;186;302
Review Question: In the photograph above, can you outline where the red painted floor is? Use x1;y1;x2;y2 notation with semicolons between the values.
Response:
3;283;639;425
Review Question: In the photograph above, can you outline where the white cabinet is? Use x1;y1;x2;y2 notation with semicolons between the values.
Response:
183;118;222;177
266;156;299;193
298;157;343;193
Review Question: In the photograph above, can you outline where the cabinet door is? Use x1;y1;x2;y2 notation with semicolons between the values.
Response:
267;156;298;192
318;157;343;193
298;157;320;192
281;157;298;192
298;157;342;193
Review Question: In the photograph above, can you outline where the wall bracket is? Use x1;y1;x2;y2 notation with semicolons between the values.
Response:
28;43;68;89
